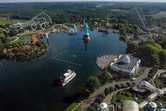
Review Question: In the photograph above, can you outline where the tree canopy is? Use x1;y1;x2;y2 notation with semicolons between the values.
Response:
85;76;101;93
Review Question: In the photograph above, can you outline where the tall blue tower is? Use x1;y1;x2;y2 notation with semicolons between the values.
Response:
83;19;90;41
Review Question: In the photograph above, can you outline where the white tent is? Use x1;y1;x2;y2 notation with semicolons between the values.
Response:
149;102;157;108
100;102;107;109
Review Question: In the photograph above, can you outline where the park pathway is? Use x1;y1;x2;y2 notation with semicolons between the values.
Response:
80;68;150;111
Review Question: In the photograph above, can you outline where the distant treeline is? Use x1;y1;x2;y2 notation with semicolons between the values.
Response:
0;2;166;24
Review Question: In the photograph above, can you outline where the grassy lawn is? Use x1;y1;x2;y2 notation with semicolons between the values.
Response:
74;105;81;111
110;9;129;13
112;89;150;108
65;102;78;111
96;5;103;8
18;34;31;38
151;11;166;18
0;19;27;24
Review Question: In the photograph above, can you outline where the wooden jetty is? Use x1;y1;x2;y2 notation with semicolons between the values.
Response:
96;54;117;70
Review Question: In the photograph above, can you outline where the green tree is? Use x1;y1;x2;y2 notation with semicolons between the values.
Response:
115;84;120;89
151;54;160;65
132;82;136;86
104;88;110;95
0;43;4;49
120;83;125;88
93;103;100;108
126;82;131;87
89;106;96;111
95;97;104;103
0;34;8;43
85;76;101;92
109;86;115;92
9;28;17;37
126;41;138;54
159;49;166;66
99;93;106;99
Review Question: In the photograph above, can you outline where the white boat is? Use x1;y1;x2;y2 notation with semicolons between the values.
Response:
69;28;77;35
60;70;76;86
69;25;77;35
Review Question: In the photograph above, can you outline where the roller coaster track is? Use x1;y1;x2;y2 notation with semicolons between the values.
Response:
134;7;146;28
0;27;8;33
10;12;52;30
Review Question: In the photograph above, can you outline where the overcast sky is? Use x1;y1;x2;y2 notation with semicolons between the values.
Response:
0;0;166;3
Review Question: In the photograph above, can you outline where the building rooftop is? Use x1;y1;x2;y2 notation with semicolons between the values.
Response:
112;55;140;72
149;102;157;108
123;100;139;111
100;102;107;109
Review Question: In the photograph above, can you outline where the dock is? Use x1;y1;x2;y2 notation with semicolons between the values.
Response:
98;28;110;34
96;54;117;70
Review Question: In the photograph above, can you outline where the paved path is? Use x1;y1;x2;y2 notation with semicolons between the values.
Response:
32;34;39;43
80;68;150;111
103;87;130;111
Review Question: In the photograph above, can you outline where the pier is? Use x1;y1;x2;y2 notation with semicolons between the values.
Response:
96;54;117;70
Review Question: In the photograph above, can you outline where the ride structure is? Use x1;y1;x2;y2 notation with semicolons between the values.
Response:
10;12;52;30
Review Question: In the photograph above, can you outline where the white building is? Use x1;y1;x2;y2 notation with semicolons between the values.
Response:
110;55;141;75
99;102;107;111
149;102;157;111
123;100;139;111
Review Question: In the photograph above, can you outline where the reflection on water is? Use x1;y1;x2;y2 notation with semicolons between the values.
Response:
84;40;88;53
0;30;126;111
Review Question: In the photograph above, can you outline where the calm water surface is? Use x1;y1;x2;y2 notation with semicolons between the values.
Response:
0;30;126;111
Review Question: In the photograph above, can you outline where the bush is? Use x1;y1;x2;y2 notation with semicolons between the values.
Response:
104;88;110;95
110;86;115;92
99;93;106;99
125;92;130;97
95;97;104;103
120;83;125;88
117;98;123;102
126;82;131;87
89;106;96;111
132;82;136;86
93;102;100;108
84;90;91;98
115;84;121;89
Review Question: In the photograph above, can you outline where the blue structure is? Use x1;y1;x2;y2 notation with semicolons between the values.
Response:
84;19;89;36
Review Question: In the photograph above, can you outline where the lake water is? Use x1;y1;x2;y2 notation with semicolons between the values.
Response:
0;30;126;111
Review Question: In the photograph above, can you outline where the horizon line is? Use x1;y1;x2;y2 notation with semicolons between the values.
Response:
0;1;166;3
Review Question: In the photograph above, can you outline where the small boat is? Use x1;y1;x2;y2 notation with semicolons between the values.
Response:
59;70;76;86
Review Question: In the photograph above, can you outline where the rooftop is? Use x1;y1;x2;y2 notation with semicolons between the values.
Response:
112;55;140;72
123;100;139;111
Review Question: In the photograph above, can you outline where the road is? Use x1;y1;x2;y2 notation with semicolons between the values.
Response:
80;68;150;111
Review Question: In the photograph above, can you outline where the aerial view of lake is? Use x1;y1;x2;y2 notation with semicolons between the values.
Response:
0;30;127;111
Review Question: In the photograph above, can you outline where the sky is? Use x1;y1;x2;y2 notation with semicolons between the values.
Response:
0;0;166;3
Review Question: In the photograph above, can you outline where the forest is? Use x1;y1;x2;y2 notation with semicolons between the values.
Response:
0;2;166;25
